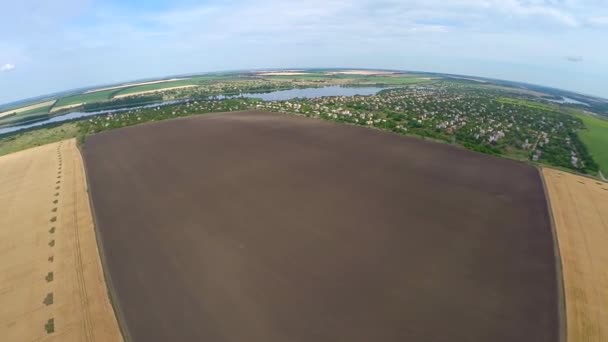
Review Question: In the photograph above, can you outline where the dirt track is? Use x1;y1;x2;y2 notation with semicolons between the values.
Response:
543;168;608;342
84;110;558;342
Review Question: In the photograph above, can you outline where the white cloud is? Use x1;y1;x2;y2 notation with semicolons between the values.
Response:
0;63;15;72
566;56;583;62
2;0;608;103
492;0;579;27
588;16;608;26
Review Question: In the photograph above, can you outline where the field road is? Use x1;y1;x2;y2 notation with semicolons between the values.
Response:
543;168;608;342
0;139;122;341
84;110;558;342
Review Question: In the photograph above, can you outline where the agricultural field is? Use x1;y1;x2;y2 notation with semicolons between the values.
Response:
0;99;56;118
50;103;85;113
1;72;605;179
53;89;118;108
9;102;55;116
82;78;190;93
496;97;558;111
51;75;241;106
262;75;331;82
257;71;313;76
83;111;557;342
110;78;201;97
257;83;599;174
0;112;49;127
113;85;198;99
574;113;608;176
339;75;432;85
326;70;397;75
0;100;57;127
0;123;79;157
0;139;122;341
258;72;431;85
53;79;201;108
542;168;608;342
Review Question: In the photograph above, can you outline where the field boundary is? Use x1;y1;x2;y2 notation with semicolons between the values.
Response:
78;143;132;342
539;167;567;342
82;110;559;341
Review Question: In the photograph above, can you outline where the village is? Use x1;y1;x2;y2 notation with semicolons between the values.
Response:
253;84;596;172
78;82;597;174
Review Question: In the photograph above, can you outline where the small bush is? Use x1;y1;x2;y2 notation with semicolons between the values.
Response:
45;318;54;334
43;293;54;306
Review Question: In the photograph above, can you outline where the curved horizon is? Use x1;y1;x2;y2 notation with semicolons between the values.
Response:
2;67;606;108
1;0;607;104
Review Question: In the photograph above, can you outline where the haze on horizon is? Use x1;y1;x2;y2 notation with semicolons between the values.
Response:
1;0;607;105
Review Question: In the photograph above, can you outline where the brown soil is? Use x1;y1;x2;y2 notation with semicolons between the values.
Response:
83;110;558;342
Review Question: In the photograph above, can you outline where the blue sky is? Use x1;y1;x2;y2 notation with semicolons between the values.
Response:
1;0;607;104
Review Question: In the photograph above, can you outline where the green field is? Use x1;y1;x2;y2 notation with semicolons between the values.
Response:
263;74;431;85
575;113;608;175
355;76;431;85
111;79;201;97
0;103;55;126
54;77;215;106
46;76;240;110
111;76;239;97
263;74;331;81
497;97;558;111
0;123;80;157
0;113;49;127
53;89;118;107
16;104;53;116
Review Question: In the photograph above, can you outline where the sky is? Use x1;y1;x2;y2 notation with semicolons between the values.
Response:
1;0;607;104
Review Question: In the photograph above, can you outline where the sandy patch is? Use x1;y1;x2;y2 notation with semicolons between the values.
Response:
50;103;84;113
0;139;123;341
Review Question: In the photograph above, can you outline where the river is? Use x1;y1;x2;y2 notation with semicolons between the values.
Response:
0;86;388;135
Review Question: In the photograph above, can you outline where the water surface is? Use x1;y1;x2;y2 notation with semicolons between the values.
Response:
0;86;388;135
217;86;387;101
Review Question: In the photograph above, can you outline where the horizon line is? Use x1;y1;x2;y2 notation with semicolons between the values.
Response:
2;67;606;109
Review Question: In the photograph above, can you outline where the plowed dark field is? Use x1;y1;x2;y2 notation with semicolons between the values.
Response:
83;110;558;342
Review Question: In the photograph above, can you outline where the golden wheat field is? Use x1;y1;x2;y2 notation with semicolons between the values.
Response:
0;139;122;341
543;168;608;342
